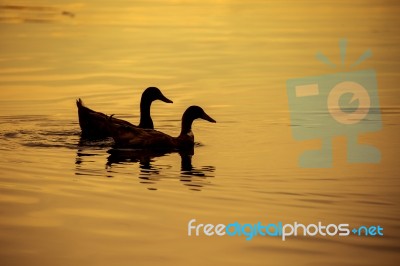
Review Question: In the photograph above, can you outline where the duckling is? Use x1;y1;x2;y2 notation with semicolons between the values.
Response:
109;106;216;151
76;87;173;138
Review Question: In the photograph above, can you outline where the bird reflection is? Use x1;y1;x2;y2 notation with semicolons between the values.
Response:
179;151;215;191
75;137;114;177
75;137;215;190
106;147;215;191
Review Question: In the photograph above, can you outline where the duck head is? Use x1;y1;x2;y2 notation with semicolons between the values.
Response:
139;87;173;129
180;106;216;135
142;87;173;104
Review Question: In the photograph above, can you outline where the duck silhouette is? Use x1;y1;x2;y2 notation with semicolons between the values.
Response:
108;106;216;151
76;87;172;138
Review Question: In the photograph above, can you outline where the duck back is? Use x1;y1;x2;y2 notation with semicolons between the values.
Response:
77;99;136;139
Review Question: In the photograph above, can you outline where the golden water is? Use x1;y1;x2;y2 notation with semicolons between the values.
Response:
0;1;399;265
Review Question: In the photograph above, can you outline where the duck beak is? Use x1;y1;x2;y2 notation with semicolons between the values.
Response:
159;93;173;104
201;112;216;123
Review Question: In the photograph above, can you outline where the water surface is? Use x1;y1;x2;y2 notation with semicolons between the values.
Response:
0;1;399;265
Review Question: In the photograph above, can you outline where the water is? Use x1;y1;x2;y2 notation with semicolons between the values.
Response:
1;1;400;265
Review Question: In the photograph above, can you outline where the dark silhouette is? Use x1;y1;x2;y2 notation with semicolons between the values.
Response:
76;87;172;139
108;106;216;151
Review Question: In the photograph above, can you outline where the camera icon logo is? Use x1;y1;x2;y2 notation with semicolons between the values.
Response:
287;39;382;168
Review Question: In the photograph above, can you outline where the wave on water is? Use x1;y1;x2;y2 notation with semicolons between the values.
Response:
0;4;75;24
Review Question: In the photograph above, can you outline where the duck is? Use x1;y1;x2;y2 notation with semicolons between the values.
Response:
76;87;173;138
108;106;216;151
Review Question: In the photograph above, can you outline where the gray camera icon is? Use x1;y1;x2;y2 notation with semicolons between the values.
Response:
287;69;382;168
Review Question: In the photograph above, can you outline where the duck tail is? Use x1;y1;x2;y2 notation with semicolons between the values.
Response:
76;98;84;109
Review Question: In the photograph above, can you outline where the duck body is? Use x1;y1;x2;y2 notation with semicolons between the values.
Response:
76;87;172;139
109;106;216;151
109;127;194;151
76;99;135;138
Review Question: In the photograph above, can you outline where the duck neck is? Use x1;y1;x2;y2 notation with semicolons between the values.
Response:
138;98;153;129
179;114;194;136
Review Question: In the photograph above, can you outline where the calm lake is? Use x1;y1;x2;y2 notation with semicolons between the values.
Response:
0;0;399;265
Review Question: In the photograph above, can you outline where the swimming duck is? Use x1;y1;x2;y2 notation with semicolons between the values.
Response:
109;106;216;151
76;87;173;138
